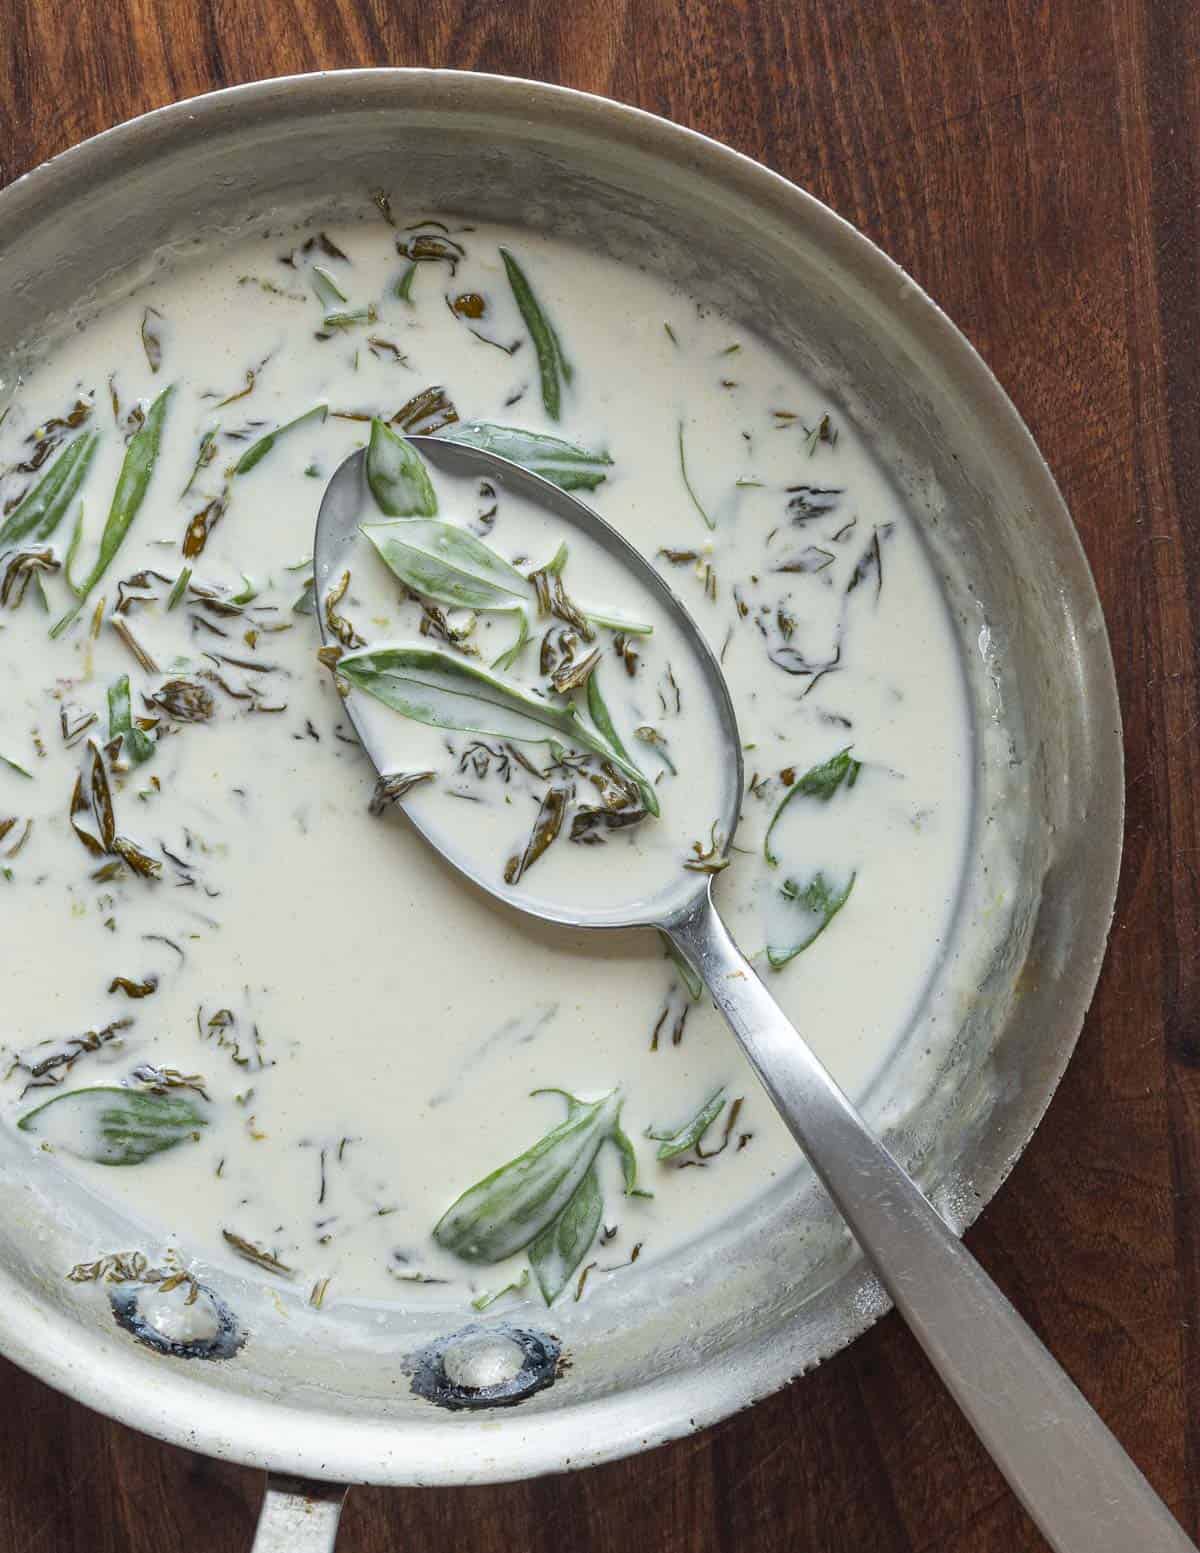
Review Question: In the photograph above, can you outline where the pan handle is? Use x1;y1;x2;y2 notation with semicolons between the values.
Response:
251;1474;348;1552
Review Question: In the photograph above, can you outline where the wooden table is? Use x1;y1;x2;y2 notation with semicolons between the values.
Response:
2;3;1195;1549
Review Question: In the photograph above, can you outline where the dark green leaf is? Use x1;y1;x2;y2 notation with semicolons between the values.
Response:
500;248;573;421
107;675;155;765
0;431;99;549
233;404;327;476
763;746;861;866
51;389;172;637
767;870;856;968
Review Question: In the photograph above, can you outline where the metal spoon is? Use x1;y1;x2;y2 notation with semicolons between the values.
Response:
316;438;1195;1553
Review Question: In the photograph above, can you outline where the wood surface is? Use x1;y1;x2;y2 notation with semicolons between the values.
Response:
1;2;1196;1550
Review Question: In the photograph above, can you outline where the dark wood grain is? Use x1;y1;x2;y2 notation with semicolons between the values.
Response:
1;3;1196;1549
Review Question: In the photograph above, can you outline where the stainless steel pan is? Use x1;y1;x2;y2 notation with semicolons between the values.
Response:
0;70;1123;1548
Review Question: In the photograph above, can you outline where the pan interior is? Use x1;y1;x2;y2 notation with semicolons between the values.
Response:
0;72;1121;1486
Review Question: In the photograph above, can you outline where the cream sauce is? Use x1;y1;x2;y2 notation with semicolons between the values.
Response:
0;216;973;1308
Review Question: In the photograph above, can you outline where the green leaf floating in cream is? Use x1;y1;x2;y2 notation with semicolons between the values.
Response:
433;1088;623;1264
437;422;612;493
763;745;861;868
0;430;100;549
365;416;437;517
360;517;530;613
499;249;573;421
233;403;328;477
18;1086;208;1166
645;1086;727;1160
529;1163;602;1303
768;869;856;968
337;645;650;795
51;387;173;637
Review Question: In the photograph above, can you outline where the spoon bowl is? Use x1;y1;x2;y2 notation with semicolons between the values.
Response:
314;436;744;931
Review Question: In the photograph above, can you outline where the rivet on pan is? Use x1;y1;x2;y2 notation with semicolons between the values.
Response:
110;1279;244;1361
406;1322;561;1410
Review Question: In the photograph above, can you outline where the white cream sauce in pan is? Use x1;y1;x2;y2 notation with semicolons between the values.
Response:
0;216;972;1307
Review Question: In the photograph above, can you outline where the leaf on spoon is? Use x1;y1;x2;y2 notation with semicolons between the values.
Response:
337;646;646;788
433;1089;622;1263
437;422;612;492
365;417;438;517
586;670;659;817
361;516;530;611
17;1086;207;1166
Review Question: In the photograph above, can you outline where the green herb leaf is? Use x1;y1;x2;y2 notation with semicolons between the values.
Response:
438;422;612;492
586;670;659;817
768;870;856;967
763;746;861;867
311;264;347;308
433;1089;621;1262
339;646;645;788
365;418;438;517
107;675;156;765
529;1164;602;1303
50;389;172;637
234;404;327;477
17;1086;207;1166
500;249;573;421
0;431;99;549
645;1087;726;1159
361;516;529;610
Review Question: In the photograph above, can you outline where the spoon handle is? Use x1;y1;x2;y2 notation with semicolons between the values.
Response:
666;893;1195;1553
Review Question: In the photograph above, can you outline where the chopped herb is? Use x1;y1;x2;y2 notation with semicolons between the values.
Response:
500;248;572;420
140;308;163;373
804;412;838;455
368;770;435;814
221;1229;293;1278
677;420;715;530
505;784;569;884
233;403;327;476
0;431;99;549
